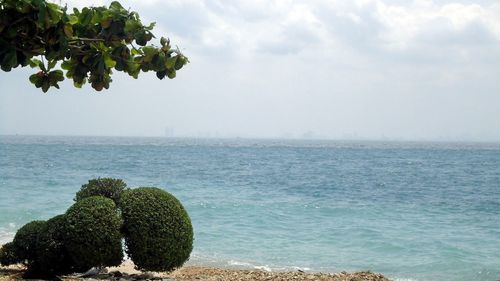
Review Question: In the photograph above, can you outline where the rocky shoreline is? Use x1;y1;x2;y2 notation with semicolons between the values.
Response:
1;263;390;281
168;267;390;281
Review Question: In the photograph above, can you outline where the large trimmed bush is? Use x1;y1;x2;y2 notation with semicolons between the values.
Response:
2;178;195;278
0;242;21;266
120;187;193;272
12;220;46;263
75;178;127;204
35;214;77;276
64;196;123;270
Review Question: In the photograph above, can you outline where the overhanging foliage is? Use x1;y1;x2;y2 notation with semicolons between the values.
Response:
0;0;188;92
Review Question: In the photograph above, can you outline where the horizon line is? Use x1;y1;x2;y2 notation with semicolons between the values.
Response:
1;133;500;144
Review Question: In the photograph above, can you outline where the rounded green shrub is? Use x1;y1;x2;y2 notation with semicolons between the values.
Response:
64;196;123;270
12;220;46;263
75;178;127;204
0;242;21;266
35;214;78;276
120;187;193;272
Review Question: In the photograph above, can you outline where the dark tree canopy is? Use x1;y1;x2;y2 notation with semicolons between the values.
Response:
0;0;188;92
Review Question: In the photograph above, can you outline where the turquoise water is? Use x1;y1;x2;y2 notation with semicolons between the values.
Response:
0;136;499;281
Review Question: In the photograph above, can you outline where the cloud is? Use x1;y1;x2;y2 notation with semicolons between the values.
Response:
60;0;500;61
4;0;498;140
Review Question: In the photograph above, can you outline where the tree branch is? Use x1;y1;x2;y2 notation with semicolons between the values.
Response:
67;38;106;42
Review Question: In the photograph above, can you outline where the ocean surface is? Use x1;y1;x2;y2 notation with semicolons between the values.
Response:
0;136;499;281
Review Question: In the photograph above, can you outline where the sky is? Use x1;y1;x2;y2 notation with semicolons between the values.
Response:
1;0;499;141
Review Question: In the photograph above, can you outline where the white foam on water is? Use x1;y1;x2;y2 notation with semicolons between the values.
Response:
228;260;254;267
292;266;311;271
226;259;313;273
253;265;272;272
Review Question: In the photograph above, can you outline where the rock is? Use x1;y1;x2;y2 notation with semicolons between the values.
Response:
137;272;155;280
110;271;124;277
79;267;103;278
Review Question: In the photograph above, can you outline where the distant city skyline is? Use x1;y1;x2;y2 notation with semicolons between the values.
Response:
1;0;500;142
2;131;498;143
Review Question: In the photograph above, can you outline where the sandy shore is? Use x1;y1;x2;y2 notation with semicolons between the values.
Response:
0;261;390;281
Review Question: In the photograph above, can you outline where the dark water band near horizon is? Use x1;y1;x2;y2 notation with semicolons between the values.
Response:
0;135;499;281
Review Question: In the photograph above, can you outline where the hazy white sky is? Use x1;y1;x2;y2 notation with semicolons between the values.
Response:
1;0;499;141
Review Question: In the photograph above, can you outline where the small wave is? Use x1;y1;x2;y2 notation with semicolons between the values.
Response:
228;260;271;271
227;259;312;273
292;266;311;271
228;260;253;267
253;265;272;272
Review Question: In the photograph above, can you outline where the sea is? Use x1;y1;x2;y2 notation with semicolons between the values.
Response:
0;135;499;281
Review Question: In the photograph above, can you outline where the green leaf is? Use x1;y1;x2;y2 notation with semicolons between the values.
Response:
16;0;32;13
142;46;157;63
79;8;93;26
145;22;156;31
101;18;112;29
153;52;166;70
41;80;50;92
29;59;42;68
109;1;125;11
48;60;57;70
29;73;41;84
127;62;140;79
91;9;103;24
48;70;64;82
61;60;72;70
131;48;142;56
63;24;73;37
165;56;177;69
160;37;168;46
38;60;47;72
125;19;142;33
135;30;154;46
95;60;105;75
174;56;187;70
103;54;116;68
74;80;85;88
1;50;17;70
156;70;167;80
36;0;48;28
46;3;63;24
68;15;78;25
31;48;45;55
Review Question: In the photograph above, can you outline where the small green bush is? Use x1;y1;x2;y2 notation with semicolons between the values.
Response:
12;220;46;263
0;242;21;266
75;178;127;204
64;196;123;270
120;187;193;272
35;214;78;276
